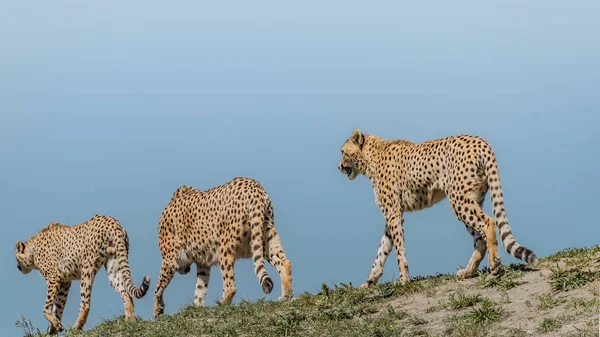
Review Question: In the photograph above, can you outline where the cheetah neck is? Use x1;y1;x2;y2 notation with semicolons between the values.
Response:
360;136;385;181
361;135;412;183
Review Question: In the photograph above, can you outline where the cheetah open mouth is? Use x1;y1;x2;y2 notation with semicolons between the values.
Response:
342;166;352;176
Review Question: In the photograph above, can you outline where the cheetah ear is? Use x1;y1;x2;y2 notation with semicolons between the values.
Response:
351;129;365;149
15;240;25;254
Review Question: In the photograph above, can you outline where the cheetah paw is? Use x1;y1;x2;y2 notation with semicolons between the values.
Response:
490;258;504;276
456;268;477;280
278;292;293;301
51;322;64;333
360;280;375;289
154;307;165;320
47;323;63;335
395;278;409;286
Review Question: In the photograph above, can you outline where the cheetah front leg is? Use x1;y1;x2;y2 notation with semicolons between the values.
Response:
386;211;410;284
43;277;63;334
48;281;72;335
193;264;211;306
218;244;237;304
72;268;98;330
360;225;393;289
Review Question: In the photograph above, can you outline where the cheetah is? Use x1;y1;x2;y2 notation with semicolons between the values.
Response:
14;214;150;334
153;177;293;318
338;129;538;287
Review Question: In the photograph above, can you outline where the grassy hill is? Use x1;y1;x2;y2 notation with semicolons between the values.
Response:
18;246;600;337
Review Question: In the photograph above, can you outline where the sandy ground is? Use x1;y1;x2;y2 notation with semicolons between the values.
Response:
379;255;600;336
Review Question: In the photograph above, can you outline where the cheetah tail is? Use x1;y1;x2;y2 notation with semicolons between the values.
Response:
485;158;539;265
249;194;274;295
106;237;151;299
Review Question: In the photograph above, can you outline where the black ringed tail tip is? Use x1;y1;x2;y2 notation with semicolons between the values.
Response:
132;276;151;298
526;252;539;265
262;277;274;294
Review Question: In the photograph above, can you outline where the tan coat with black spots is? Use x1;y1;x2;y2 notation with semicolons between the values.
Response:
338;129;538;287
15;214;150;334
153;177;293;318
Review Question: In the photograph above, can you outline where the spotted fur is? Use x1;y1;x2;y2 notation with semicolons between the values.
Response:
338;129;538;287
153;177;293;318
14;215;150;334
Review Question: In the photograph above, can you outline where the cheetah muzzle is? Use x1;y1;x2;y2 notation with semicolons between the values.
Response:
338;162;357;180
341;165;352;177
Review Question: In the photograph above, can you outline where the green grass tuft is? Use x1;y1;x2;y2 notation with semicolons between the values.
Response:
15;316;46;337
536;317;562;333
548;264;599;292
543;245;600;262
447;291;482;310
463;298;505;324
537;293;564;311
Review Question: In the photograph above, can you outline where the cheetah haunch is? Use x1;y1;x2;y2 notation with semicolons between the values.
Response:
153;177;293;318
338;129;538;287
15;214;150;334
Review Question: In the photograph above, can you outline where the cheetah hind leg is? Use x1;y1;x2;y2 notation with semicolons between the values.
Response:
452;199;503;278
485;217;504;276
457;225;487;279
193;264;210;306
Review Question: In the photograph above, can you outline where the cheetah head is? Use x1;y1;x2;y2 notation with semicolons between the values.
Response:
14;240;34;274
338;129;366;180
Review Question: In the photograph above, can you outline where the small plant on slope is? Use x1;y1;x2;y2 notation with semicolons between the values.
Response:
537;293;564;311
548;264;598;292
447;290;482;310
464;298;506;324
537;317;562;333
15;316;46;337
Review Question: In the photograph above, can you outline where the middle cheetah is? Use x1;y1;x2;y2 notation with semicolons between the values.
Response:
153;177;293;318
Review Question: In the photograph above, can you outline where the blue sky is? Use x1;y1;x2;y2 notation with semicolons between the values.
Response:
2;1;599;335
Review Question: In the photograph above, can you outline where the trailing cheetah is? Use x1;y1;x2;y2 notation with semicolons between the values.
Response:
153;177;293;318
338;129;538;287
14;214;150;334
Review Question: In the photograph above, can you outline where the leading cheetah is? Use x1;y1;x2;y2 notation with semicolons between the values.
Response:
153;177;293;318
14;214;150;334
338;129;538;287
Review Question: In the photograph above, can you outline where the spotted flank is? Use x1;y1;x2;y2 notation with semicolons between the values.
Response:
153;177;293;319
